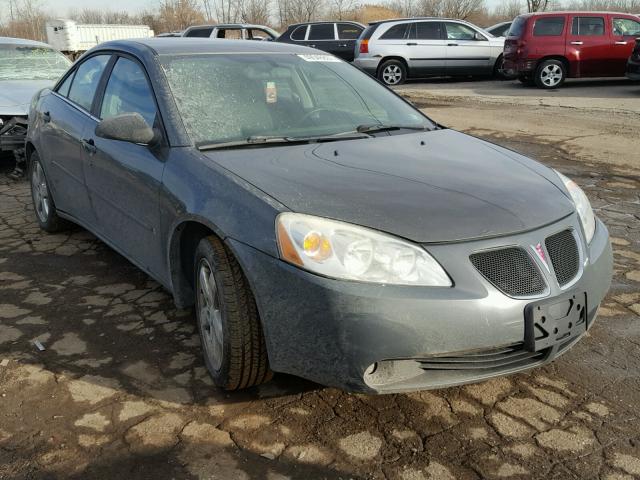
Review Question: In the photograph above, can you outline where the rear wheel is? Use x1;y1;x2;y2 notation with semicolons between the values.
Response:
534;59;566;89
29;151;69;233
378;59;407;86
194;235;272;390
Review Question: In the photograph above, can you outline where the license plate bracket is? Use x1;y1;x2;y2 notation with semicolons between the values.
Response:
524;292;587;352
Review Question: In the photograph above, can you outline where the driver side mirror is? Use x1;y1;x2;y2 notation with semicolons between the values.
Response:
474;32;486;41
95;113;160;146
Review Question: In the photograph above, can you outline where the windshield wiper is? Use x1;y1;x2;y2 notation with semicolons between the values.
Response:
355;124;430;135
197;133;369;151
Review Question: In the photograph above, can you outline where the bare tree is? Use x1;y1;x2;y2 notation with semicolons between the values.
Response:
276;0;325;27
239;0;271;24
329;0;357;20
526;0;548;12
494;0;523;20
157;0;205;32
0;0;49;41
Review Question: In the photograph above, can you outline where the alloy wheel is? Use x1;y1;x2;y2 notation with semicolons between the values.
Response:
31;160;50;223
540;64;563;87
197;258;224;371
382;65;402;85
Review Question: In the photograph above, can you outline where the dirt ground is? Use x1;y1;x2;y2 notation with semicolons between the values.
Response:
1;87;640;480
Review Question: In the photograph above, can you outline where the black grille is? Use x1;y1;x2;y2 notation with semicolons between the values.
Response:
470;247;546;297
545;230;579;286
418;343;548;372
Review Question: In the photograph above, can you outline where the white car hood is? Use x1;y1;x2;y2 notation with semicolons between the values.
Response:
0;80;53;116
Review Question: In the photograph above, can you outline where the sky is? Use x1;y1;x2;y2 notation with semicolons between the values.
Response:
32;0;505;17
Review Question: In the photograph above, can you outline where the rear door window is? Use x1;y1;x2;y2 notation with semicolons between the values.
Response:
533;17;566;36
185;27;213;38
612;18;640;36
308;24;335;41
217;29;243;39
380;23;409;40
571;17;605;36
291;25;308;40
337;23;362;40
67;54;110;112
416;22;443;40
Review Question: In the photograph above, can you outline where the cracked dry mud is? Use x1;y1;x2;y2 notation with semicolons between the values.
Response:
1;97;639;480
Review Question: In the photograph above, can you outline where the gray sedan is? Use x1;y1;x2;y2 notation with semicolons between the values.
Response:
26;39;612;393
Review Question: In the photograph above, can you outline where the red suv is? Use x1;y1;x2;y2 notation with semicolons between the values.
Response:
504;12;640;88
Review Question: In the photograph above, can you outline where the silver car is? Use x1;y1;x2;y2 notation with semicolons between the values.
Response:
354;18;505;85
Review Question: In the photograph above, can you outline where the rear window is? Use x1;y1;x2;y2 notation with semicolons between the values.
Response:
308;24;335;40
508;16;527;37
572;17;605;36
337;23;362;40
290;25;307;40
380;23;409;40
533;17;565;36
185;27;212;38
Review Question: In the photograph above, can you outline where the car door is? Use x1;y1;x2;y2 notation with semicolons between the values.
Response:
567;15;609;77
610;16;640;75
336;23;363;61
83;55;166;278
410;21;446;76
444;22;492;75
305;23;340;56
40;54;111;224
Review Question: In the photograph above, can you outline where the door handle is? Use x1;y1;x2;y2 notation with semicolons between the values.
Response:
81;138;97;155
570;41;584;45
615;41;628;45
42;111;51;123
406;42;418;46
338;43;348;47
447;43;458;46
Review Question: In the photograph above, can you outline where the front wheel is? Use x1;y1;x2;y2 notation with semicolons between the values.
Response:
194;235;272;390
29;151;69;232
534;59;566;89
378;60;407;86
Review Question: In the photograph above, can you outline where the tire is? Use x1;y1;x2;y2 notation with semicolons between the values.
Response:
518;75;534;86
493;55;507;80
29;151;69;233
194;235;272;390
534;59;566;89
378;59;407;86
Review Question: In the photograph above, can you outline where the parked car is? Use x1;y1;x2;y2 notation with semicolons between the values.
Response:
627;37;640;80
27;39;612;393
504;11;640;89
0;37;70;176
486;21;512;37
182;23;278;41
354;18;506;85
277;21;365;62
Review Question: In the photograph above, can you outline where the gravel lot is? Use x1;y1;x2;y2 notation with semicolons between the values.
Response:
1;82;639;480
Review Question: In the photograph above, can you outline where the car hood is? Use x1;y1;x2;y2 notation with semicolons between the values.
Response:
0;80;53;116
206;129;575;243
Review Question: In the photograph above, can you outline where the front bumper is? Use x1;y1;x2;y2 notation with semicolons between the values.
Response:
230;215;612;393
0;116;27;152
627;59;640;80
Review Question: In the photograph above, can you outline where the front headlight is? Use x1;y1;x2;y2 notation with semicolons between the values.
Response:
555;170;595;243
276;213;452;286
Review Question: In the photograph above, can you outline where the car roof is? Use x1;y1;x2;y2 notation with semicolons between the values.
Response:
288;21;364;27
186;24;271;29
0;36;54;48
369;17;464;25
517;11;635;17
94;38;320;56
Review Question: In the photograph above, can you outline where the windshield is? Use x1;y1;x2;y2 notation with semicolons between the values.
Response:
0;44;70;81
160;53;434;146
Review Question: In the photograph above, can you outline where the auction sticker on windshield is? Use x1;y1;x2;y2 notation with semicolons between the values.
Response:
297;54;341;62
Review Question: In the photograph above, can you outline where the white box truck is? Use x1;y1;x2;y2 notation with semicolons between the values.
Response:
46;19;154;58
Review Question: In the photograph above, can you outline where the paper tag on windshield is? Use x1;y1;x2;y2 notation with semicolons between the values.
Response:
265;81;277;103
297;54;341;62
